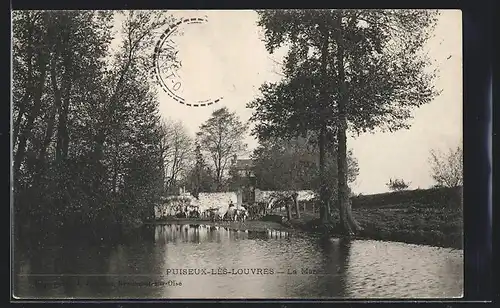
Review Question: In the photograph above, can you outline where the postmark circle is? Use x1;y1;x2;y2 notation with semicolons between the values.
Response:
152;17;224;107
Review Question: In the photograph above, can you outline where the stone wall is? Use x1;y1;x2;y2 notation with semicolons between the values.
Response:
154;193;197;219
196;191;239;213
254;189;316;204
154;191;243;219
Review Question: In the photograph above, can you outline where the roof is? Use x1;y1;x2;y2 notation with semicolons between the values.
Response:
235;159;254;170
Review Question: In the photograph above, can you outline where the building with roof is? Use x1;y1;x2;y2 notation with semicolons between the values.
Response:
233;158;256;204
234;158;255;178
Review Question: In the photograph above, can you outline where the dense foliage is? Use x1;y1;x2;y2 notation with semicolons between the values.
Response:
251;134;359;197
249;9;440;234
13;11;174;240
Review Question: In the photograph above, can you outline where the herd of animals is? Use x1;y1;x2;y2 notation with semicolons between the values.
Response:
174;201;269;222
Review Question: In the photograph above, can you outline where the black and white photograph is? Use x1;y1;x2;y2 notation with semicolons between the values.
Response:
12;9;464;299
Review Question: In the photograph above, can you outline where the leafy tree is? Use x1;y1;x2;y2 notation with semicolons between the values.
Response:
91;10;174;189
197;107;248;191
429;145;463;187
386;178;411;191
12;10;175;241
252;134;359;195
158;119;193;195
183;140;216;197
250;9;440;234
13;11;113;177
252;135;315;191
13;11;114;227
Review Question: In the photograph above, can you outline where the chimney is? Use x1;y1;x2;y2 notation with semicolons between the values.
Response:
237;189;243;206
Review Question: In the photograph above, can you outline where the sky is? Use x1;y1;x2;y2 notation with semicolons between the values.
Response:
147;9;462;195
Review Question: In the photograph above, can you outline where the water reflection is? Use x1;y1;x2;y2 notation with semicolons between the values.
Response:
317;237;351;297
14;224;463;299
343;240;464;298
154;224;290;244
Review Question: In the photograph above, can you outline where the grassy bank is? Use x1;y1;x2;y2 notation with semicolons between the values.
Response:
285;206;462;249
287;187;463;249
351;186;462;209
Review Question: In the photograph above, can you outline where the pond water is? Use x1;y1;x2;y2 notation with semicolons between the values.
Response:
13;224;463;299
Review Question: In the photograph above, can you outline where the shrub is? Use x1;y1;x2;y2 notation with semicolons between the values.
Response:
386;178;411;191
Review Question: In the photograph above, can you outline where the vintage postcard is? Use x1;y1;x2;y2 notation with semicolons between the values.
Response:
11;9;463;299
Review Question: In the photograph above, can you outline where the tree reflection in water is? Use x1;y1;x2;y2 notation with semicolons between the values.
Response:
317;236;351;297
153;224;290;244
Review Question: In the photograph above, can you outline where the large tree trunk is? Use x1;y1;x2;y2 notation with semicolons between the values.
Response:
14;99;28;152
318;21;331;224
318;127;330;223
286;199;292;221
112;141;119;194
13;14;38;149
91;56;133;191
293;193;300;219
14;54;48;174
14;76;33;152
216;154;223;192
55;51;73;161
56;87;71;160
159;152;166;196
337;121;355;234
335;12;362;235
112;162;118;194
38;56;62;164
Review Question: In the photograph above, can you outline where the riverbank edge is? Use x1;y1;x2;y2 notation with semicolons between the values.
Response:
149;216;462;250
283;218;463;250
